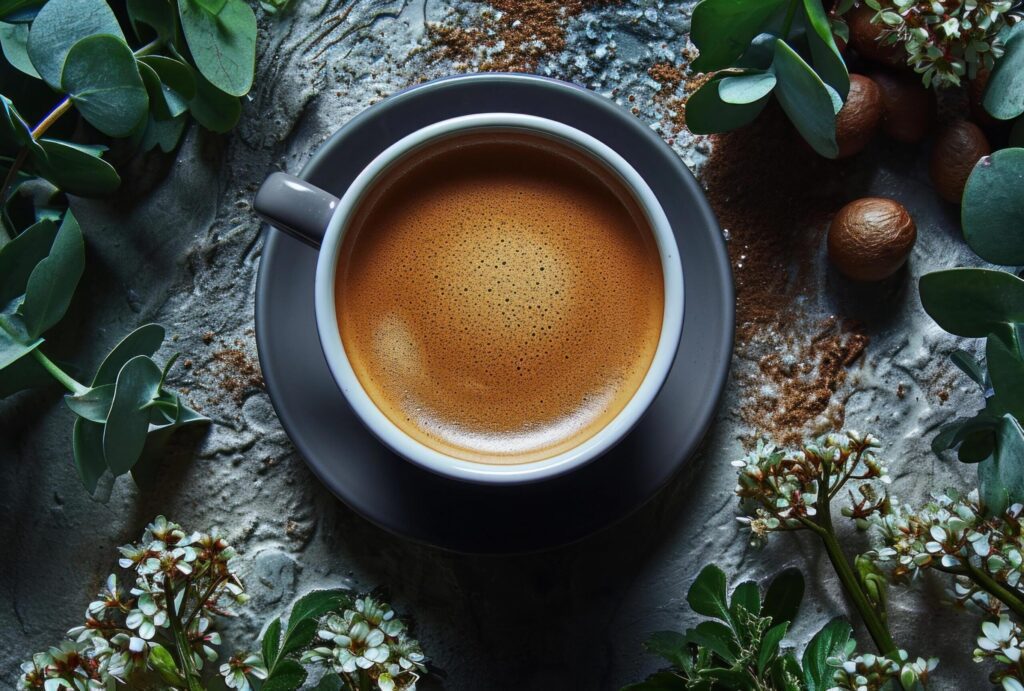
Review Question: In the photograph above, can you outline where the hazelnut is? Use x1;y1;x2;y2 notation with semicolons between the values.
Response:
969;70;997;128
828;197;916;281
835;74;882;158
847;4;906;68
871;71;933;143
929;120;991;204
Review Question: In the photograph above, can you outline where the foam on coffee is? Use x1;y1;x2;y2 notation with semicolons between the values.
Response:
336;132;665;464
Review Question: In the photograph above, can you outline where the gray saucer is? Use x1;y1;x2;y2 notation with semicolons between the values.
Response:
254;74;733;554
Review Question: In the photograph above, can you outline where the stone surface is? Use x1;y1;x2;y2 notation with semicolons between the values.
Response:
0;0;994;688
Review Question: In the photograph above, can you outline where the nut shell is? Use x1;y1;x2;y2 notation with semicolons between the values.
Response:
871;71;932;143
929;120;991;204
969;70;997;128
847;5;906;68
835;74;882;158
828;197;917;281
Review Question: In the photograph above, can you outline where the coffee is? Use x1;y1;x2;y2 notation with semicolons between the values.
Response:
336;132;664;465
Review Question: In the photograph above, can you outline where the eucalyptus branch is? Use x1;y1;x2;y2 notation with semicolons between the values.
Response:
31;348;88;395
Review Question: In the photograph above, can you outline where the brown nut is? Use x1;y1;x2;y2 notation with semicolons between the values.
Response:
828;197;917;281
835;74;883;158
969;70;997;128
847;4;906;68
871;71;933;143
929;120;991;203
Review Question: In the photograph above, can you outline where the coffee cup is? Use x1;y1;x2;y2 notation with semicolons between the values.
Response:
254;113;683;484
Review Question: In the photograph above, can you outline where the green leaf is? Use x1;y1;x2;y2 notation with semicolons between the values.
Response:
148;643;188;687
933;415;1000;455
982;415;1024;515
65;383;114;422
178;0;256;97
313;673;344;691
950;349;986;389
262;617;282;667
758;621;788;675
690;0;787;72
0;311;40;370
962;148;1024;265
773;39;839;158
920;268;1024;339
961;427;997;463
187;69;241;132
127;0;176;42
687;564;732;623
718;71;776;104
0;347;51;397
771;654;804;691
0;95;45;161
279;617;317;659
285;589;353;638
140;55;197;100
139;113;187;152
26;0;123;90
801;0;849;98
261;659;307;691
194;0;227;13
729;581;761;620
93;323;165;385
687;620;739;662
623;671;690;691
0;0;44;23
0;21;38;77
102;354;162;475
802;618;852;691
0;218;56;307
34;138;120;196
138;57;194;120
61;34;149;138
21;211;84;338
761;568;803;626
645;630;690;670
72;417;106;492
984;30;1024;120
686;74;770;134
989;336;1024;419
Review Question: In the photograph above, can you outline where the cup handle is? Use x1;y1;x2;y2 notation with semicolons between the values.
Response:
253;172;340;249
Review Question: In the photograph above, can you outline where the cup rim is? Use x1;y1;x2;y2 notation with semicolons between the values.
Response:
313;113;684;484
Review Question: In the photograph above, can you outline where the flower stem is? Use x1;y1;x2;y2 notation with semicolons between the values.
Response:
966;562;1024;620
165;580;205;691
31;348;88;395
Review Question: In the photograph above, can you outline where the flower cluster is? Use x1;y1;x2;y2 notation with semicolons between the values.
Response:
17;516;246;690
734;431;889;543
862;0;1022;87
301;596;427;691
832;649;938;690
975;615;1024;690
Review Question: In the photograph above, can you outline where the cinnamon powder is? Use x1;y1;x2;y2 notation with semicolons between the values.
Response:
701;104;869;445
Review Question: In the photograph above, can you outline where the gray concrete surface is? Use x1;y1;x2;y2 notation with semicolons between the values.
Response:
0;0;995;688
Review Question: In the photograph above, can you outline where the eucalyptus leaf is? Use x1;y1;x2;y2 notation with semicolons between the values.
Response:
0;346;51;397
61;34;149;138
962;148;1024;265
980;415;1024;514
187;69;241;133
102;354;162;475
126;0;176;43
0;95;45;160
686;74;769;134
35;138;120;196
959;428;996;463
718;71;776;104
21;210;84;338
0;312;40;369
933;414;1000;454
0;21;37;77
93;323;164;385
178;0;256;97
687;564;732;624
0;218;56;306
950;349;986;389
802;618;852;691
644;631;690;669
194;0;227;13
72;417;106;493
920;268;1024;339
983;30;1024;120
761;568;803;626
757;622;788;675
690;0;787;72
988;336;1024;419
140;55;197;100
139;113;187;153
26;0;123;90
800;0;849;98
773;39;839;158
138;61;174;120
65;383;114;422
0;0;44;23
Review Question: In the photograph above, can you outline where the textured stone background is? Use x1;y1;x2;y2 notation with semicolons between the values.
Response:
0;0;994;688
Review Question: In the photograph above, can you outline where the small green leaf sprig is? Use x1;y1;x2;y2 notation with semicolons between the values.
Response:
849;0;1022;88
16;517;431;691
732;432;942;687
686;0;851;157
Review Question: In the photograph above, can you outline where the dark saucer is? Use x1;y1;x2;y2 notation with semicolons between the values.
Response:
254;74;733;554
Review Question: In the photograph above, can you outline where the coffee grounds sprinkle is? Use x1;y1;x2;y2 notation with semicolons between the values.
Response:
701;104;869;445
210;343;265;404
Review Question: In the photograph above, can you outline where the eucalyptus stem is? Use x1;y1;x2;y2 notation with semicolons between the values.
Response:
30;97;72;139
165;580;205;691
31;348;88;395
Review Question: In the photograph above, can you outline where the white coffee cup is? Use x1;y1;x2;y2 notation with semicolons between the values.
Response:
254;113;684;484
